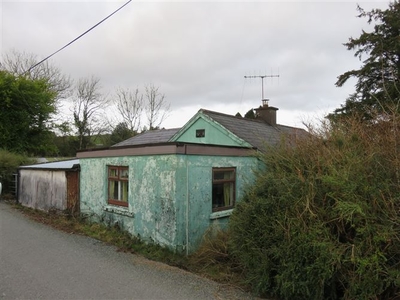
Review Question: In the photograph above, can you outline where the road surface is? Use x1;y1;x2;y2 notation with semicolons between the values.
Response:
0;201;255;299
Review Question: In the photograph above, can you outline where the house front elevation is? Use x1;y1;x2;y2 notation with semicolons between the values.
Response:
76;103;307;253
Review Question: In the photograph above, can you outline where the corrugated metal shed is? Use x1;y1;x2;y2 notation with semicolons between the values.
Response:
20;159;80;170
18;159;80;213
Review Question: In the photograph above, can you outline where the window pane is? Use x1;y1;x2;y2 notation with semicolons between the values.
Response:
223;182;234;206
214;170;234;180
212;183;224;209
120;168;129;179
213;182;234;207
109;168;118;178
109;180;119;199
121;181;128;202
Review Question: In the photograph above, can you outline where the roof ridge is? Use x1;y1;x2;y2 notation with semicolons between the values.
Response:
200;108;305;131
200;108;270;125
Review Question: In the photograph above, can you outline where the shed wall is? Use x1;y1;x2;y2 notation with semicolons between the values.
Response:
19;169;67;211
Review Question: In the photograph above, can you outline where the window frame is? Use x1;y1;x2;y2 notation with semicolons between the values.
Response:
107;166;129;207
212;167;236;212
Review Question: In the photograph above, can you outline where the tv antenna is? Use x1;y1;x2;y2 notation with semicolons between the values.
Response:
244;74;280;100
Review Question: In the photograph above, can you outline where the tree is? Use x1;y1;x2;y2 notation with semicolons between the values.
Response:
109;122;135;145
52;122;79;157
244;108;256;119
144;84;170;130
333;1;400;119
0;50;71;101
0;70;57;155
72;76;107;150
115;87;143;132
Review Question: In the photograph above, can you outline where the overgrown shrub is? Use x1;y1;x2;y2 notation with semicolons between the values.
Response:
229;109;400;299
0;149;32;195
188;228;241;283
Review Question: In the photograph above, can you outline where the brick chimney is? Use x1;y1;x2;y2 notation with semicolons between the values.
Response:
254;99;278;126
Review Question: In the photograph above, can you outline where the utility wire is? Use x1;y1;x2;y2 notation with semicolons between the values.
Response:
24;0;132;74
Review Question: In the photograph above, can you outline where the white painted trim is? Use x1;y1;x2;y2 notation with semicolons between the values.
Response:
103;205;134;217
209;209;234;220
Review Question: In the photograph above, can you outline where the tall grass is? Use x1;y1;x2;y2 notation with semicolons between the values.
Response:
229;107;400;299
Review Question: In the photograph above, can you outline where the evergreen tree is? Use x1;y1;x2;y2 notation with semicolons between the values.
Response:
333;1;400;119
109;122;135;145
244;108;256;119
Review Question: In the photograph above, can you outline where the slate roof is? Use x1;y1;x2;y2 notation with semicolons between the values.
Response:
200;109;308;151
112;128;181;147
110;109;307;150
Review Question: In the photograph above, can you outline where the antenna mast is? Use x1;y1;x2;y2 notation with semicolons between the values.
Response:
244;74;280;100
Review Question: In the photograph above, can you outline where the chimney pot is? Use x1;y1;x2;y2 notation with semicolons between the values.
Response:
255;100;278;126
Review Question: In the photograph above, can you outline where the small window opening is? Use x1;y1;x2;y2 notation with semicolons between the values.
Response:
212;167;236;212
108;166;129;207
196;129;205;138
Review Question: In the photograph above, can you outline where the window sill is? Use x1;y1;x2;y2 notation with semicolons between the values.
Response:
209;209;233;220
103;205;134;217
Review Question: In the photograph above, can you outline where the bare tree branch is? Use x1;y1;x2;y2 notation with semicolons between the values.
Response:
115;87;143;132
0;49;72;101
73;76;108;149
144;84;170;130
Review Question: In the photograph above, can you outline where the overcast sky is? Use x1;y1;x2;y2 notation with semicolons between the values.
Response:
1;0;392;130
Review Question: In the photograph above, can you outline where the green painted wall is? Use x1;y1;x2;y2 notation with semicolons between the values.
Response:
173;118;251;148
80;153;258;253
184;155;257;250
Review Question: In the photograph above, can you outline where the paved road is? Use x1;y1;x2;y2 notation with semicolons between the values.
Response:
0;202;255;300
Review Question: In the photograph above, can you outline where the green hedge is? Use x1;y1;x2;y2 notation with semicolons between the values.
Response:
0;149;32;195
229;113;400;299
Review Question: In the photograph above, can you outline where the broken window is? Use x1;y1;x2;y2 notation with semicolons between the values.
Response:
212;167;236;212
108;166;129;207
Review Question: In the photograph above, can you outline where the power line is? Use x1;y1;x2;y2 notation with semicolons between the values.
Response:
24;0;132;74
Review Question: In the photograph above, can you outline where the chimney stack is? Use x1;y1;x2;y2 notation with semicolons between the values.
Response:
254;99;278;126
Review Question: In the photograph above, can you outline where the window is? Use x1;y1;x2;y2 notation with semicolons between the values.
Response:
108;166;129;207
212;168;236;212
196;129;205;138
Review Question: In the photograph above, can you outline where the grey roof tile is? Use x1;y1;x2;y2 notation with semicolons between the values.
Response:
200;109;307;151
111;110;307;151
112;128;181;147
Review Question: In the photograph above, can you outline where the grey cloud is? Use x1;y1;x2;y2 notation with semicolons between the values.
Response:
1;1;391;128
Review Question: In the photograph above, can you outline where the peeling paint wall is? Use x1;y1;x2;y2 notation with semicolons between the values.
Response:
19;169;67;211
80;153;258;253
184;155;257;251
80;155;183;249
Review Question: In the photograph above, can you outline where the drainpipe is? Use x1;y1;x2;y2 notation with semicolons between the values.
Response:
185;144;189;255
